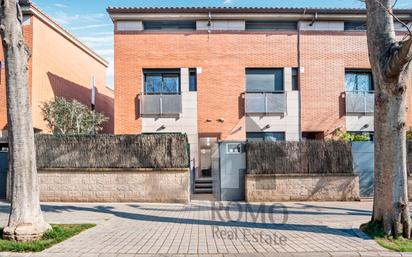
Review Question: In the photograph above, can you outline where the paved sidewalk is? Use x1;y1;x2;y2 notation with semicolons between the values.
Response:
0;200;405;256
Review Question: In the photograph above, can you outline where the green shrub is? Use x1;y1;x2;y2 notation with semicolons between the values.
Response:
40;97;108;135
339;131;370;142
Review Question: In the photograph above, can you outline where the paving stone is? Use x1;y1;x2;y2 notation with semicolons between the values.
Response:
0;201;396;256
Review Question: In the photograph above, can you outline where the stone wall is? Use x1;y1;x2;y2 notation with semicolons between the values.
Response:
29;168;189;203
246;174;359;202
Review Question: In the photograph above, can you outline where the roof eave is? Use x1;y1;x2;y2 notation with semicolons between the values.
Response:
22;2;109;68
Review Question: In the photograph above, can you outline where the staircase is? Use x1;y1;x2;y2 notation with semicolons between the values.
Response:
194;178;213;194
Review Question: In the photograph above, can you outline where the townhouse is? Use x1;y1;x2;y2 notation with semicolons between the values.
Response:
108;7;412;180
0;0;114;146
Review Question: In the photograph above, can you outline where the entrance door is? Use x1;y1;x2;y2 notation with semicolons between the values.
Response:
352;142;374;197
218;141;246;201
0;151;8;198
199;137;218;178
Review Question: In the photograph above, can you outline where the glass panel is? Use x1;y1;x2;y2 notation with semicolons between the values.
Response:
357;73;371;91
189;69;197;91
344;21;367;31
345;71;372;92
345;73;357;91
265;132;285;141
162;75;179;94
247;132;285;142
246;69;284;92
246;74;275;92
144;21;196;30
246;21;297;31
246;133;264;142
145;75;162;94
292;68;299;91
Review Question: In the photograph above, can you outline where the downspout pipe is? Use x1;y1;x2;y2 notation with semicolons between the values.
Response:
297;10;305;141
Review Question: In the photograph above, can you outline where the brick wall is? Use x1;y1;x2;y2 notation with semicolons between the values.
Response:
114;30;412;138
114;31;298;138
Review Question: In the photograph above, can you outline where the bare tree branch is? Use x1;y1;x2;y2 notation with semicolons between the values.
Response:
386;37;412;77
374;0;412;36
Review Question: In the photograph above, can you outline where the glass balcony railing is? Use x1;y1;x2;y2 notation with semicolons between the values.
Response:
140;94;182;116
245;92;287;114
345;91;374;114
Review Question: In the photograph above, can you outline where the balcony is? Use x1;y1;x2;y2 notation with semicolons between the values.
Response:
345;91;374;114
245;92;287;114
140;94;182;116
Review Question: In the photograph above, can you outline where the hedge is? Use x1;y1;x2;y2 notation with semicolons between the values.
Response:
35;134;189;169
247;140;353;174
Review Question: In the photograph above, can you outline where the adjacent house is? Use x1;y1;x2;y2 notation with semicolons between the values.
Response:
0;0;114;145
107;7;412;183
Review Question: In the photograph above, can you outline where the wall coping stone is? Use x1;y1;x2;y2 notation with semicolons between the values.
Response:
246;173;358;178
38;168;190;173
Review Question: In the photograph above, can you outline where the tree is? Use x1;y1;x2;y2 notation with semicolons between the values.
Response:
366;0;412;238
40;97;108;135
0;0;50;241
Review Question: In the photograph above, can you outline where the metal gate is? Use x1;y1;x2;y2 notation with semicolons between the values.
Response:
212;141;246;201
352;142;374;197
0;151;8;198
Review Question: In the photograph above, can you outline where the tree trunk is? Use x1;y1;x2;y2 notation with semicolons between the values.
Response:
0;0;50;241
366;0;412;238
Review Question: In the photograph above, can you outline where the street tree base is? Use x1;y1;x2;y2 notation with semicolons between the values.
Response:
3;222;51;242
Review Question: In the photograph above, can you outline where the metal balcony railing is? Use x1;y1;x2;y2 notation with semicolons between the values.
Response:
345;91;374;114
140;94;182;116
245;92;287;114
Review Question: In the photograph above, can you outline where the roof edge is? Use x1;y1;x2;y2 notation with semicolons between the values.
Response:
106;6;412;15
22;2;109;67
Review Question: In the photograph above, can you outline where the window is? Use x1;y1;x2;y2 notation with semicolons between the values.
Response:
246;21;297;31
143;21;196;31
344;21;367;31
246;68;284;92
247;132;285;142
292;68;299;91
189;68;197;92
345;70;373;92
144;69;180;94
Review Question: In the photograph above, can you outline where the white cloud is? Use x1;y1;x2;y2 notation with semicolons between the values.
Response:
223;0;234;5
79;36;113;44
71;23;112;31
53;12;79;25
51;12;105;25
53;3;68;8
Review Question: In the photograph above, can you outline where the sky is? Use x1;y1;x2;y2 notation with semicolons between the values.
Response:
33;0;412;88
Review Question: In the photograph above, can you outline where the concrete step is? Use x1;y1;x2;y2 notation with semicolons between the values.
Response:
195;183;212;188
195;179;213;184
194;188;213;194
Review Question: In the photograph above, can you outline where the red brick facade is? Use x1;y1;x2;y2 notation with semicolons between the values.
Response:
110;8;412;140
114;31;298;138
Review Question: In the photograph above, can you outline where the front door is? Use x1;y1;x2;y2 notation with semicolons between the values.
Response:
199;137;218;178
218;141;246;201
